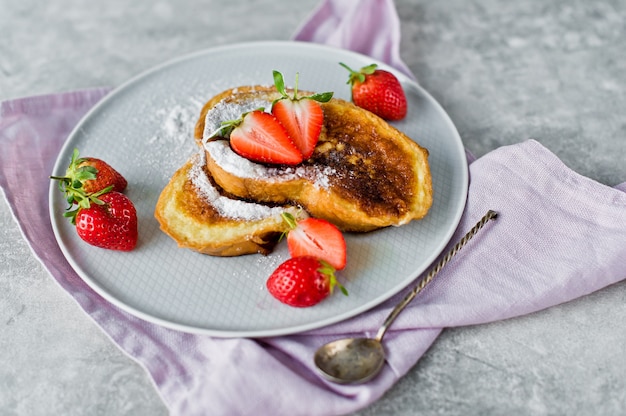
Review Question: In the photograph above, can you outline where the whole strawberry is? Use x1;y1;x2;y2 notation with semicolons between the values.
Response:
51;149;137;251
75;191;138;251
267;256;347;307
77;157;127;194
51;148;127;207
340;62;407;121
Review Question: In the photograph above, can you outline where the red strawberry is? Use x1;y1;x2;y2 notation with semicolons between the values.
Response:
266;256;347;307
340;62;407;121
51;148;127;207
75;191;138;251
77;158;127;194
224;110;303;165
282;213;347;270
271;71;333;159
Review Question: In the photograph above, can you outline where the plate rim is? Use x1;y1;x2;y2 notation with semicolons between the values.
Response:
49;40;469;337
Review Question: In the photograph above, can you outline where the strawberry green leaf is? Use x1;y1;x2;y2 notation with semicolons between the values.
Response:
339;62;365;84
272;70;333;104
50;148;120;225
279;212;298;241
273;70;287;97
308;91;334;103
63;209;80;225
338;284;349;296
318;259;348;296
75;166;97;181
360;63;378;75
281;212;298;229
340;62;378;85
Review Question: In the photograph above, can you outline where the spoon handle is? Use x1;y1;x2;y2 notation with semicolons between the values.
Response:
375;210;498;341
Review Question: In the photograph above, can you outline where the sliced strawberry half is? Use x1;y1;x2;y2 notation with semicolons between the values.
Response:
271;71;333;160
228;110;303;166
282;213;347;270
272;99;324;160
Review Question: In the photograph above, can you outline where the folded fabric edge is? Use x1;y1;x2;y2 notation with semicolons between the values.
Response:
517;139;626;199
0;87;113;117
291;0;416;80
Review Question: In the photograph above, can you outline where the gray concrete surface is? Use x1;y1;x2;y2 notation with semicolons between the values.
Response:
1;0;625;415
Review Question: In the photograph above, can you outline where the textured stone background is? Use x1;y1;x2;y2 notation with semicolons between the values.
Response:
1;0;625;415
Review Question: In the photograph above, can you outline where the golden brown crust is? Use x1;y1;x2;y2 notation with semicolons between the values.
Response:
311;99;432;222
155;157;303;256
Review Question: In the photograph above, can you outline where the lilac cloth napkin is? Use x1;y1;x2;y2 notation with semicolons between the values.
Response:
2;1;626;415
293;0;414;80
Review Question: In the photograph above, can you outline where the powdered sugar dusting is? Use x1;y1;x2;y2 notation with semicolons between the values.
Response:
151;102;199;146
204;140;337;189
203;98;272;139
163;105;194;141
188;151;288;221
204;140;274;178
147;98;202;183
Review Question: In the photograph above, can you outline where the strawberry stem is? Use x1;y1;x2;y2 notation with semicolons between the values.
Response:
318;259;348;296
279;212;298;241
50;148;113;225
281;212;298;229
272;70;333;105
294;72;300;99
50;148;99;206
339;62;378;85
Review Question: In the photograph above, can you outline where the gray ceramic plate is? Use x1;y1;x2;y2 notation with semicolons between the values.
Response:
49;41;468;337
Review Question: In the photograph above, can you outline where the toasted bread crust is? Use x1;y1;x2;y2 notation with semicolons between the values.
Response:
155;155;303;256
198;86;433;232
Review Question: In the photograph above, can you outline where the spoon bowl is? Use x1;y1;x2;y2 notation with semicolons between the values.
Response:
314;338;385;384
314;210;498;384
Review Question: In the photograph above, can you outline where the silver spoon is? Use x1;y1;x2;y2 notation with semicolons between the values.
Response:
314;210;498;384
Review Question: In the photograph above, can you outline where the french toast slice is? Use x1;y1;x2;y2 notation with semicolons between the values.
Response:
196;86;433;232
155;151;305;256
